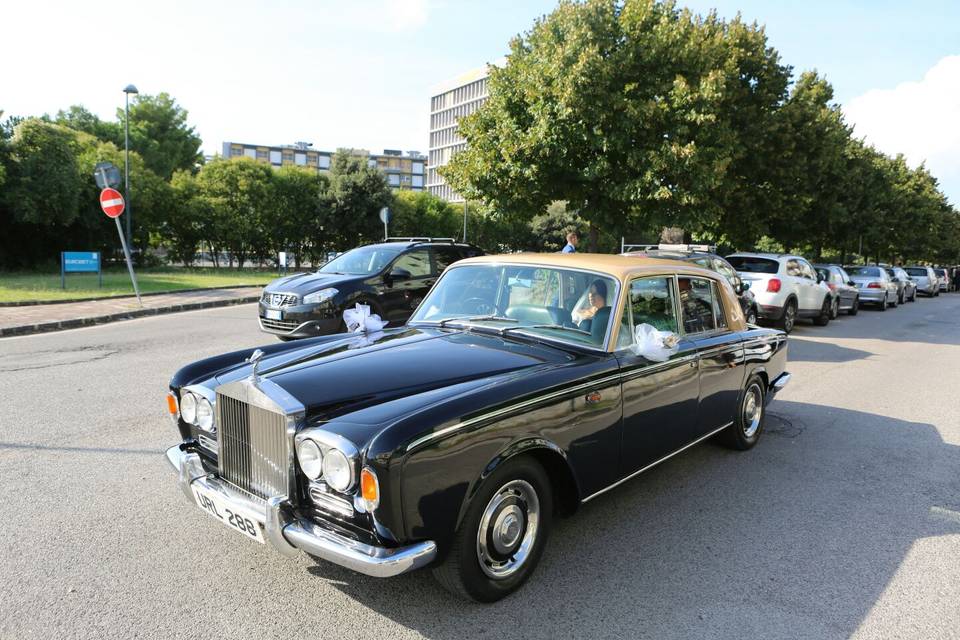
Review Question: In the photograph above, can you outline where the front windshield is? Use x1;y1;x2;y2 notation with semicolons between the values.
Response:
319;245;402;275
410;264;619;348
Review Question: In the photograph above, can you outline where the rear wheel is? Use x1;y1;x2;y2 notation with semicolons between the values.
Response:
433;457;552;602
890;293;898;308
879;293;888;311
720;375;766;450
829;297;839;319
777;299;797;333
847;296;859;316
745;305;758;325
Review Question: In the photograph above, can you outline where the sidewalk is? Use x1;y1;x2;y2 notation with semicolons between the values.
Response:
0;287;263;337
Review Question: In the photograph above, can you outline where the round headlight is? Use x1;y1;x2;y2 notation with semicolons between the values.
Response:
180;392;197;424
196;397;214;431
322;448;353;492
297;439;324;480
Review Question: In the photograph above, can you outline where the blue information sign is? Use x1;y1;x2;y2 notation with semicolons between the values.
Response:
61;252;102;288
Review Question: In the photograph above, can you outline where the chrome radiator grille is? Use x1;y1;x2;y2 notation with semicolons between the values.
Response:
216;391;291;500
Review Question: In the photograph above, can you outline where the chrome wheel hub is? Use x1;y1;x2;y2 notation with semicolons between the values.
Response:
742;384;762;438
476;479;540;580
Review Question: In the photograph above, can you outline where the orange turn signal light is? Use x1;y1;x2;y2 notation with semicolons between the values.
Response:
360;467;379;509
166;392;178;416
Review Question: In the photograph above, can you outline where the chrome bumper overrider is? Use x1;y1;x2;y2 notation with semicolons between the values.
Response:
771;372;791;392
165;445;437;578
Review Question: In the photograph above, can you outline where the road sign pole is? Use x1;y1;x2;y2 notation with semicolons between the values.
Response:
114;217;142;306
61;252;65;290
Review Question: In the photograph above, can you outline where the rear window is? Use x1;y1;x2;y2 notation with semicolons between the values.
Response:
905;268;927;277
847;266;881;277
726;256;779;274
934;269;946;276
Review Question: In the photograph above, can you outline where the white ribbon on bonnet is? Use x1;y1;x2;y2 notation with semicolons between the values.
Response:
343;303;389;334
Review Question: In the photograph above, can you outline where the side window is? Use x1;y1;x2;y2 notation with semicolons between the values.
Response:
785;259;801;277
432;248;462;275
712;282;728;329
617;276;678;349
392;250;431;278
799;260;816;280
713;259;738;286
837;268;851;284
678;277;716;334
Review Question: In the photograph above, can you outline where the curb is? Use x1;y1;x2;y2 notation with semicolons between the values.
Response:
0;295;261;338
0;284;266;307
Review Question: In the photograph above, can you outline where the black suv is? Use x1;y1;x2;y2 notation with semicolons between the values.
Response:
259;238;484;340
621;244;760;324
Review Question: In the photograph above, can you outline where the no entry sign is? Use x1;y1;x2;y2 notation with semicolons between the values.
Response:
100;188;125;218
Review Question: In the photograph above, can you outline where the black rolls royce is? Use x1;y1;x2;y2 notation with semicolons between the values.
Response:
165;253;790;601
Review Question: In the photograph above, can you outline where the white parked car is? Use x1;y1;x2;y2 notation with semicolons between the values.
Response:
726;253;831;333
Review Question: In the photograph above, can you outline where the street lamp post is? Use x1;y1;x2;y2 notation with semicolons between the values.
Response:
123;84;138;252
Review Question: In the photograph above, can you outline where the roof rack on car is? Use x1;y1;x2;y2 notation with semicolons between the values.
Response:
385;237;458;244
620;240;715;254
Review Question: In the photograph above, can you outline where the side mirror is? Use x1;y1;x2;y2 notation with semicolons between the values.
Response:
741;281;751;291
848;280;855;287
891;277;900;283
734;281;744;295
389;267;412;281
816;273;825;283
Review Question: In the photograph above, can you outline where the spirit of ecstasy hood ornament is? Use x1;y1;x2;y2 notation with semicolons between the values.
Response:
247;348;265;380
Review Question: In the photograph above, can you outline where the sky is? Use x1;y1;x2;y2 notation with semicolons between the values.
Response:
2;0;958;204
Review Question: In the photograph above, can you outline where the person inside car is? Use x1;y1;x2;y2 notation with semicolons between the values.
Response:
573;279;608;326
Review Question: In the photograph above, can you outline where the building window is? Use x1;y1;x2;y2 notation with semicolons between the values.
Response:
412;175;423;188
412;162;424;175
368;159;377;168
244;148;257;159
388;174;400;186
295;153;306;166
270;150;282;164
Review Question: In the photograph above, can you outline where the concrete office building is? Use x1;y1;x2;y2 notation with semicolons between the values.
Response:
220;142;426;191
427;63;500;202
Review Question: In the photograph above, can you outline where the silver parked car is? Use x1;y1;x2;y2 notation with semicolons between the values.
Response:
933;268;951;293
883;266;917;304
904;266;939;297
844;265;899;310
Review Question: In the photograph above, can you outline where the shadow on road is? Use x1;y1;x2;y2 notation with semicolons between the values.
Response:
306;402;959;639
786;337;875;363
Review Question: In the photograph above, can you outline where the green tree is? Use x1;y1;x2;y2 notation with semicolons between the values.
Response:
195;157;274;268
390;190;463;240
269;165;330;268
119;93;203;180
54;105;122;143
443;0;788;251
529;201;585;251
327;151;392;249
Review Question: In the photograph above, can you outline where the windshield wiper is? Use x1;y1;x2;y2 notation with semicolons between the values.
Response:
437;315;519;328
503;324;592;336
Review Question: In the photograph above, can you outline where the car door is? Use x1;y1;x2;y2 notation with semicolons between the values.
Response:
382;249;434;323
680;275;745;434
797;259;823;312
615;275;701;475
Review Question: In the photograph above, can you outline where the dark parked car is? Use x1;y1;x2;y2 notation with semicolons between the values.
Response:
258;239;483;340
165;253;790;602
621;244;760;324
814;264;860;317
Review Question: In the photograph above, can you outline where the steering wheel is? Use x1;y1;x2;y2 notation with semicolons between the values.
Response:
462;297;497;316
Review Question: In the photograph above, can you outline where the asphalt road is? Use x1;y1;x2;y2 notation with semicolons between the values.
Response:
1;296;958;640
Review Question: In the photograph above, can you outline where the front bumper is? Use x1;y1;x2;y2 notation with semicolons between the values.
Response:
258;302;343;338
166;445;436;577
766;372;791;405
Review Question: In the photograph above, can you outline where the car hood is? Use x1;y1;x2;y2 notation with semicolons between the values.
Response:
214;327;573;426
263;271;364;296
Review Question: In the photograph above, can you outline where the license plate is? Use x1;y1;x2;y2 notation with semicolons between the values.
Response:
265;308;282;320
192;486;265;544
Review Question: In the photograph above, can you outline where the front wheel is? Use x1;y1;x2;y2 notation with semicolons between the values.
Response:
433;457;553;602
745;305;758;325
720;375;766;450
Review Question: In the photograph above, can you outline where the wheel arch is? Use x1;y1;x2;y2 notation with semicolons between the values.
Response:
457;437;582;531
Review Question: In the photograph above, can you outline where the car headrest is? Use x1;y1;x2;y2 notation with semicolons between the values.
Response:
590;306;612;344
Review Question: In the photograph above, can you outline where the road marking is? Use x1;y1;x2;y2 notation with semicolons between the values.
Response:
930;506;960;525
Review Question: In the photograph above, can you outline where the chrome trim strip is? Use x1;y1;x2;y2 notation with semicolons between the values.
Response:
257;315;316;336
772;372;791;391
581;422;734;503
405;371;624;454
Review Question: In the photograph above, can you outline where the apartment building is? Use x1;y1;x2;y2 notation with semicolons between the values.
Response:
427;63;497;202
220;142;426;191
